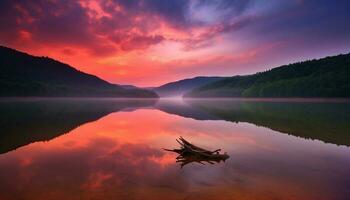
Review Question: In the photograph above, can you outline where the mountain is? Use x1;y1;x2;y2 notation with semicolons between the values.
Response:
153;76;224;97
120;84;140;89
185;53;350;98
0;46;158;97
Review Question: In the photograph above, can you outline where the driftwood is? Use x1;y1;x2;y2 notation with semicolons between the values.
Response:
163;137;229;168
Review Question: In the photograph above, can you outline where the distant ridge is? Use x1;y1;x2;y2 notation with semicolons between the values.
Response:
0;46;158;97
186;53;350;98
153;76;224;97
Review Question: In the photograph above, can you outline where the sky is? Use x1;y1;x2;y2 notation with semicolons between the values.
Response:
1;0;350;87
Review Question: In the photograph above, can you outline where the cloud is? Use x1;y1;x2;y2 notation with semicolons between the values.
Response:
0;136;187;199
180;16;254;51
0;0;258;54
1;0;350;86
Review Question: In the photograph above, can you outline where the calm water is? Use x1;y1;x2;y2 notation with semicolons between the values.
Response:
0;98;350;200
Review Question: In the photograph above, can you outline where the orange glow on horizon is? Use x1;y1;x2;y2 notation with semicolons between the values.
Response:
2;0;350;86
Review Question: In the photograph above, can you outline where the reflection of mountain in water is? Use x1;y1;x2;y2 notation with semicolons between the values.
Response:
154;99;218;120
167;99;350;146
0;98;157;154
2;98;349;154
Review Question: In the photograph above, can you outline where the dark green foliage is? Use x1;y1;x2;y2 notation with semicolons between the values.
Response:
185;100;350;146
0;46;158;97
186;53;350;97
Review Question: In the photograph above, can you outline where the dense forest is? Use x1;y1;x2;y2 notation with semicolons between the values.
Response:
183;100;350;146
0;46;158;97
185;53;350;97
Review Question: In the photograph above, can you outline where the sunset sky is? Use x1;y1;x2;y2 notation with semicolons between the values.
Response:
1;0;350;87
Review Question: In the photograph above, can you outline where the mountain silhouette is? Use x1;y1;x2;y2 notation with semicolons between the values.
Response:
186;53;350;98
0;46;158;97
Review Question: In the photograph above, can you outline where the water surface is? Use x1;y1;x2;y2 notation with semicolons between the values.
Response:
0;98;350;200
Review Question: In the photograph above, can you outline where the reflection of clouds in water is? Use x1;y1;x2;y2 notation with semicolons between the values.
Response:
0;108;350;200
0;135;189;199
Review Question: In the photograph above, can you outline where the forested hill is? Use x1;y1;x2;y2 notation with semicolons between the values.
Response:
153;76;223;97
185;53;350;98
0;46;157;97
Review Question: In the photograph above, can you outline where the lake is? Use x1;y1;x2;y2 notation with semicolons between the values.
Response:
0;98;350;200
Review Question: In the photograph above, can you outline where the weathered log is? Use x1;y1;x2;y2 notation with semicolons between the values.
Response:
163;137;229;168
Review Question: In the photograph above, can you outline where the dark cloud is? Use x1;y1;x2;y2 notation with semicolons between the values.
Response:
192;0;253;17
115;0;190;26
0;0;258;54
0;0;349;60
182;16;254;50
241;0;350;48
0;0;119;55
